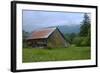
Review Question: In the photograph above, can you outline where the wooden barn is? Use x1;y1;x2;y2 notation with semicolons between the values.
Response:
26;27;68;48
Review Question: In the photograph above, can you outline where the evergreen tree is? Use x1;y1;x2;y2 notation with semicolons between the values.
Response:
78;13;91;46
79;13;90;36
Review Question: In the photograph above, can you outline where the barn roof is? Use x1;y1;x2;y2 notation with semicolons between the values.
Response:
27;27;56;40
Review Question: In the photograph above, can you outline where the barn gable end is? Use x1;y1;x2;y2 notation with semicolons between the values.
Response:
47;28;68;48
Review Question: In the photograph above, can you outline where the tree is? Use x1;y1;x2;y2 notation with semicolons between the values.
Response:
23;30;29;39
23;30;30;48
65;33;75;44
79;13;90;36
77;13;91;46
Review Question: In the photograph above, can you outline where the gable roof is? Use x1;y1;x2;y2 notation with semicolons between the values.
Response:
27;27;56;40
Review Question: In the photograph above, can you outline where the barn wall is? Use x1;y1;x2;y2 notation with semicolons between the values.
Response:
47;29;68;48
27;39;47;48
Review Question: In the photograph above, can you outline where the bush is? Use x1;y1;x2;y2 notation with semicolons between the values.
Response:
81;37;90;46
73;37;82;46
73;36;90;47
23;41;30;48
47;47;52;49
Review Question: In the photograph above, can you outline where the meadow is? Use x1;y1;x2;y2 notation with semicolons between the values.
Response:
22;46;91;63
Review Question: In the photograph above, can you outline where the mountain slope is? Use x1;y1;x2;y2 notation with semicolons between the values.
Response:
58;25;80;34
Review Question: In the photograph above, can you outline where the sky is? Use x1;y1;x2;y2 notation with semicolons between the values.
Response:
22;10;85;32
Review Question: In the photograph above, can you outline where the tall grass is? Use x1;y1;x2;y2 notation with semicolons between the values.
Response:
22;46;90;63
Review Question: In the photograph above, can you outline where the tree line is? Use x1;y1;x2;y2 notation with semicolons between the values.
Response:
65;13;91;46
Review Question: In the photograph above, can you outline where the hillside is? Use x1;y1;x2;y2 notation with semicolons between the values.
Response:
58;25;80;34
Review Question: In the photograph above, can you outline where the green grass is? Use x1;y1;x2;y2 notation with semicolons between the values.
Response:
22;46;91;63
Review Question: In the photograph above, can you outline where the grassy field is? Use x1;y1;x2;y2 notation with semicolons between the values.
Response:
22;46;91;63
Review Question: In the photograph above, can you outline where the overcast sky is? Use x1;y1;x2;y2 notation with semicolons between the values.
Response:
22;10;85;32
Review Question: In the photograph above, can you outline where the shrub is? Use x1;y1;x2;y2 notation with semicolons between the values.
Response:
73;36;90;47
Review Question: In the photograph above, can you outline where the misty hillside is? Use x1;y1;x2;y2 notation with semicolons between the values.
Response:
58;25;80;34
23;24;81;35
